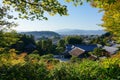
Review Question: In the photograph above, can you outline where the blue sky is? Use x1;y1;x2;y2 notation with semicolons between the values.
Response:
13;1;104;31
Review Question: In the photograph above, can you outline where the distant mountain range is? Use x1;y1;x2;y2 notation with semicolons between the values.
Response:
19;29;106;40
55;29;106;35
20;31;60;39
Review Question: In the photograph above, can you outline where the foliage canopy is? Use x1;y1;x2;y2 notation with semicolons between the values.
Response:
2;0;68;20
1;52;120;80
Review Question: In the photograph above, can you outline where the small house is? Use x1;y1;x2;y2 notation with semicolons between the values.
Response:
64;44;97;58
69;47;85;57
103;46;119;55
25;43;36;52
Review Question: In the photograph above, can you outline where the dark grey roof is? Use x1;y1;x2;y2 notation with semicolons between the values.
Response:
25;43;36;48
75;44;97;52
66;44;97;52
66;44;73;52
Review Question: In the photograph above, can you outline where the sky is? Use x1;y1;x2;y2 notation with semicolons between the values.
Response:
12;1;104;31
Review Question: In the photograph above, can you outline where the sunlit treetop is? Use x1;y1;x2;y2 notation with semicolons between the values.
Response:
2;0;68;20
91;0;120;42
1;0;117;21
0;6;17;29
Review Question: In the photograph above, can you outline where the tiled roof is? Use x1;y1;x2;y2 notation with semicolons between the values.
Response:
25;43;36;48
103;46;118;54
66;44;73;52
74;44;97;52
69;47;85;56
66;44;97;52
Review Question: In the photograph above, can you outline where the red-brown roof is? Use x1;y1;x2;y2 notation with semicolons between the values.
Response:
69;47;85;57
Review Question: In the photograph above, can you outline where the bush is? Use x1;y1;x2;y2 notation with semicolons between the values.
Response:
1;52;120;80
0;63;48;80
49;63;80;80
40;54;54;59
49;60;100;80
25;53;41;62
31;50;39;54
70;56;81;63
0;48;5;54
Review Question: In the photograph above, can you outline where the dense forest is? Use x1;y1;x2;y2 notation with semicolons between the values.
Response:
0;0;120;80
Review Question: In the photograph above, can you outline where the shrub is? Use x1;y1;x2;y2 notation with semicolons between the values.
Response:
0;48;6;54
0;52;120;80
25;53;41;62
0;63;48;80
40;54;54;59
70;56;81;63
31;50;39;54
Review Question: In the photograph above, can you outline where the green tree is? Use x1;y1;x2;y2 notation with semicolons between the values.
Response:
0;6;17;29
2;0;68;20
57;39;65;47
56;39;66;54
36;40;43;54
0;30;19;48
90;0;120;42
36;39;57;55
11;34;36;52
90;48;107;57
90;32;113;46
20;34;35;45
41;39;53;54
65;36;83;45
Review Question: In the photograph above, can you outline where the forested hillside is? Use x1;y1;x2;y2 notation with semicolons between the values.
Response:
20;31;60;40
20;31;60;37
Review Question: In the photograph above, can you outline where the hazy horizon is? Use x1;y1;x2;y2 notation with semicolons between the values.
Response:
17;28;104;32
12;1;104;31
